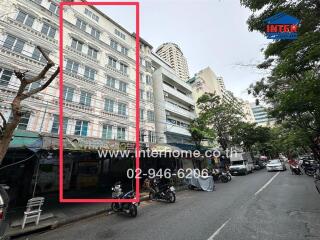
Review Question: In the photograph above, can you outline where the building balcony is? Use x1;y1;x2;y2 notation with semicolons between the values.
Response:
105;65;129;78
165;101;196;120
52;99;94;114
4;18;58;46
163;84;194;106
65;46;99;64
63;70;96;85
166;124;191;136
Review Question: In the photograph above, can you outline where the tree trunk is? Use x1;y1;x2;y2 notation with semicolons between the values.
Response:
0;120;20;163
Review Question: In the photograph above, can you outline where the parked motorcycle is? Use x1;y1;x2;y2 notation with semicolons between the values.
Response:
148;177;176;203
211;169;231;183
290;165;303;175
111;182;139;217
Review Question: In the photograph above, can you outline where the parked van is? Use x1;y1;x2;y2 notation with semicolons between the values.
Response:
229;152;254;175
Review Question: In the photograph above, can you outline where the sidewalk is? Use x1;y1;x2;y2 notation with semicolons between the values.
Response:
4;192;151;238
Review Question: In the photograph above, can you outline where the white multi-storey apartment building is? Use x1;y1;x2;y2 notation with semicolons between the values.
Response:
151;53;196;145
156;42;190;82
188;67;243;116
0;0;156;145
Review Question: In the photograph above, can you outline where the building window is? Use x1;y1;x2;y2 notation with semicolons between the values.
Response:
79;91;92;106
140;73;144;83
65;59;79;74
76;18;87;31
0;69;13;86
26;81;40;92
140;89;144;100
102;124;113;139
16;10;35;27
90;27;100;39
146;75;152;85
118;102;127;116
140;129;145;142
41;23;56;38
110;39;118;50
140;108;144;121
49;2;59;15
17;112;31;130
119;63;128;74
74;120;88;136
87;46;98;59
117;127;126;140
148;131;156;143
147;110;155;122
71;38;83;52
146;91;153;102
84;8;99;22
104;98;114;112
34;0;42;4
63;85;74;102
32;47;48;63
115;29;125;40
51;115;68;134
108;57;117;68
118;81;127;93
84;66;96;80
121;46;128;56
146;61;152;69
3;35;25;53
106;75;116;88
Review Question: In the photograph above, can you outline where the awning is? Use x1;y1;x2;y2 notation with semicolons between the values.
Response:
9;130;42;152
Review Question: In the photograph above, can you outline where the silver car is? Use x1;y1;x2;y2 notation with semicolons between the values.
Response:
266;159;287;172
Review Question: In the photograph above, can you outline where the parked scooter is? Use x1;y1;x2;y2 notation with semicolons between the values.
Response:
111;182;139;217
303;162;318;176
211;168;230;183
148;177;176;203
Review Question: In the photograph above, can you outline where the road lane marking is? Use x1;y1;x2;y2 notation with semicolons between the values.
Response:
207;218;231;240
254;172;280;196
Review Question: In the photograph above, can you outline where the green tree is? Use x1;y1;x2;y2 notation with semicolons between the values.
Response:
188;116;215;149
231;122;272;153
241;0;320;160
197;93;243;150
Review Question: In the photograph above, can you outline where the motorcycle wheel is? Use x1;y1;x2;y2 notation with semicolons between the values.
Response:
305;169;316;176
129;204;138;217
149;191;155;200
227;174;232;182
111;203;120;212
220;176;229;183
168;191;176;203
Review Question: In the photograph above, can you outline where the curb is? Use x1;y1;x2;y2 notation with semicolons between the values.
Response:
6;186;187;238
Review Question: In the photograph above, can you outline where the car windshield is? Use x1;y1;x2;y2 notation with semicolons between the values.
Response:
268;160;280;164
232;161;244;165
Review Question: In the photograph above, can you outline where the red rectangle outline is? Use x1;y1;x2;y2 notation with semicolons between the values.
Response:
59;1;140;203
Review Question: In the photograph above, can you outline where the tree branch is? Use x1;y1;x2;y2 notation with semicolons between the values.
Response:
21;67;60;100
0;111;6;126
25;46;54;84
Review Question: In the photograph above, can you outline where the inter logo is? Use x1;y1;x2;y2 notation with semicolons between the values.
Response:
264;13;300;40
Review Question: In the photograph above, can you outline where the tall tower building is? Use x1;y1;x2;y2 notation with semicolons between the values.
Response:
156;43;190;81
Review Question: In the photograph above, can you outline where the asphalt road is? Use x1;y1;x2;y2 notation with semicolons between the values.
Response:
19;169;320;240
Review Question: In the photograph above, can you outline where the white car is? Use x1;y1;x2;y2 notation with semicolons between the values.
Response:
266;159;287;172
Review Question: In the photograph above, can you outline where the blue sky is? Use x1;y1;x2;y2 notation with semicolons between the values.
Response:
95;0;269;101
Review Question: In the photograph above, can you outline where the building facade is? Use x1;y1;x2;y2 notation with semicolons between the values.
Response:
156;42;190;82
0;0;156;145
250;103;275;127
151;53;196;145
